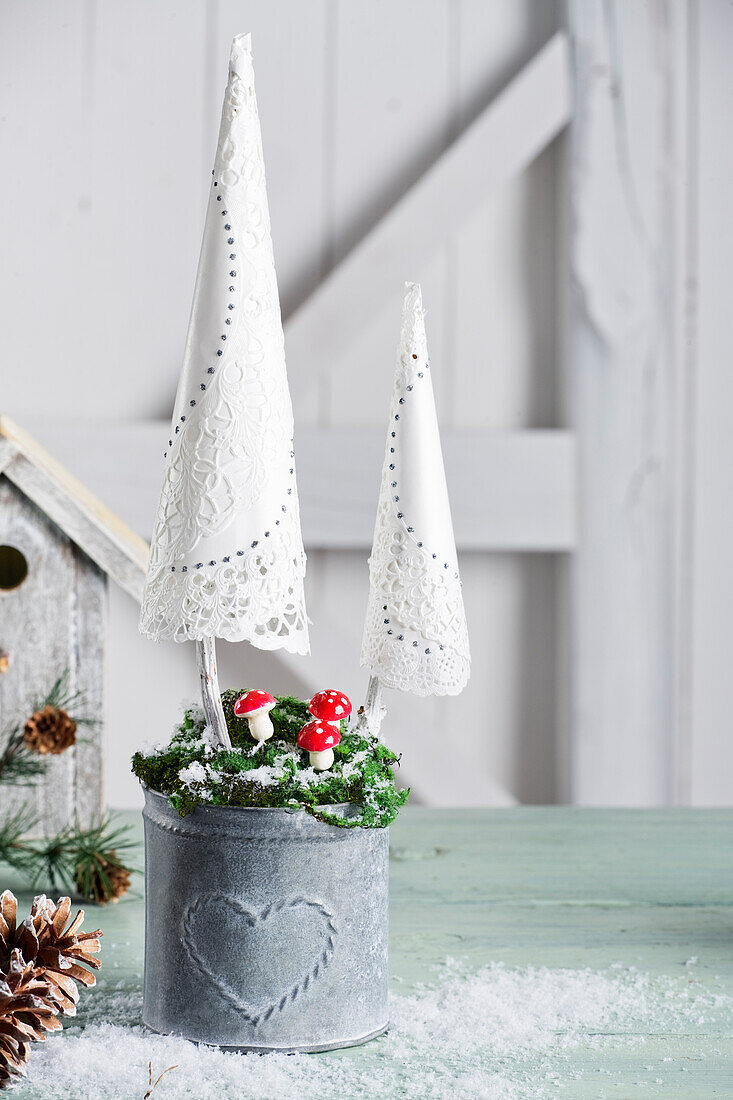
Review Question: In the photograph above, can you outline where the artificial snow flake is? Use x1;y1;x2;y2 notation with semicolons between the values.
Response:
17;958;733;1100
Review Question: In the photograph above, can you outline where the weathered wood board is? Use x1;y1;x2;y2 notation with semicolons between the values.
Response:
0;478;105;832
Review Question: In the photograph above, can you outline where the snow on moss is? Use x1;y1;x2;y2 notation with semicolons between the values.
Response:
131;690;408;829
178;761;211;790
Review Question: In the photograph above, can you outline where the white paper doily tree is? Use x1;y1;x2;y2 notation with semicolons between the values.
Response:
359;283;470;734
139;35;309;746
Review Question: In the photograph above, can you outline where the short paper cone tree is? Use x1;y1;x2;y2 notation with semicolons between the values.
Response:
359;283;470;730
139;34;309;744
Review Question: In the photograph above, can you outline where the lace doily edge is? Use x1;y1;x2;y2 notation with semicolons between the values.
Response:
139;620;310;655
359;659;471;698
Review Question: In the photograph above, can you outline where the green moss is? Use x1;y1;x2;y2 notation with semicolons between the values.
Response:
131;691;408;829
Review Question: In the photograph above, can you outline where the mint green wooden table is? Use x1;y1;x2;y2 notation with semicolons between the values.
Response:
5;808;733;1097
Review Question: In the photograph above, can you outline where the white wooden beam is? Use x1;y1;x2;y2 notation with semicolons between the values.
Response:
20;418;577;552
559;0;693;806
284;32;572;400
686;0;733;805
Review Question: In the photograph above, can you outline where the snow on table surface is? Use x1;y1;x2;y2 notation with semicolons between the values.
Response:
4;807;733;1099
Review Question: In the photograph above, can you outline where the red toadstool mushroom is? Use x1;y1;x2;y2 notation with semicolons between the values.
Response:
234;690;277;745
308;689;352;724
297;719;341;771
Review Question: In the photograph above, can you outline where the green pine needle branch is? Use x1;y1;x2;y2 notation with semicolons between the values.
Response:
42;671;97;729
0;814;137;905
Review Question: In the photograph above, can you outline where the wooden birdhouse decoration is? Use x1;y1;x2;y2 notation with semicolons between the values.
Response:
0;417;147;834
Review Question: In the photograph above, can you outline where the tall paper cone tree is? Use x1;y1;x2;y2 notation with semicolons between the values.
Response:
140;34;309;656
360;283;470;696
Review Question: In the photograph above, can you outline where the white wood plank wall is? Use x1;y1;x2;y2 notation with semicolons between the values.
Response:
7;2;729;810
556;0;733;808
1;0;563;810
688;0;733;805
2;4;726;809
560;0;692;805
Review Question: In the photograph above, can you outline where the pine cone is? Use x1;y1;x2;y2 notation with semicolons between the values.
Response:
0;893;101;1089
75;852;131;906
23;706;77;755
0;949;61;1087
0;892;102;1018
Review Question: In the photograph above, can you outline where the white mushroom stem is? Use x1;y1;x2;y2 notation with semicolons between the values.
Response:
309;748;334;771
246;710;274;744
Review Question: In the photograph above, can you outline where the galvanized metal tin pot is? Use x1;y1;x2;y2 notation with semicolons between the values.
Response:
142;788;389;1051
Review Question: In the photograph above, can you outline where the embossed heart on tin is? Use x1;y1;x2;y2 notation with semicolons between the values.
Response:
181;894;337;1026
